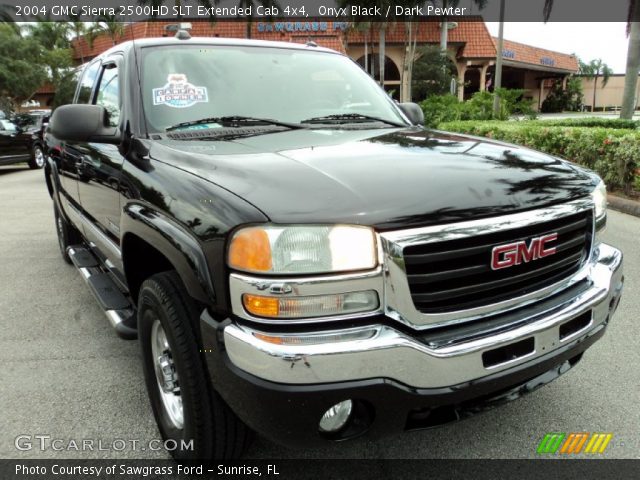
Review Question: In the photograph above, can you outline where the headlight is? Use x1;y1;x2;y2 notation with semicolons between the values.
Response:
228;225;377;274
591;180;607;221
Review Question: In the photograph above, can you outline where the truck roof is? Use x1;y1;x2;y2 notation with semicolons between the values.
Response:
97;35;342;60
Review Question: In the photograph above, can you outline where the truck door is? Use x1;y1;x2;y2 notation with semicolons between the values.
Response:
0;119;30;164
76;56;126;274
56;61;101;206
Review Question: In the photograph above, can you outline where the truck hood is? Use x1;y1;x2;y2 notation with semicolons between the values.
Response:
151;127;598;230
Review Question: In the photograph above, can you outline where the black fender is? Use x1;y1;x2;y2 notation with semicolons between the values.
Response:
121;202;215;305
45;155;69;221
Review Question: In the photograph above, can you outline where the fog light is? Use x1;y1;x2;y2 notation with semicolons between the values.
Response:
319;400;353;433
242;291;379;319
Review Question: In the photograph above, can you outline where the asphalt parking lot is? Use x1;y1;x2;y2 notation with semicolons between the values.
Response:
1;165;638;460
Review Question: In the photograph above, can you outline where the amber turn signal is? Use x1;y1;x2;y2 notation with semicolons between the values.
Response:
242;291;379;319
243;294;280;318
228;227;272;273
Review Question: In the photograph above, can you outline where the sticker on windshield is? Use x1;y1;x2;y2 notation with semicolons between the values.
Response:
153;74;208;108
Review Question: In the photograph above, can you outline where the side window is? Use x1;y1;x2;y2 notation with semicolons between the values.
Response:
76;61;101;104
0;120;17;132
95;65;121;128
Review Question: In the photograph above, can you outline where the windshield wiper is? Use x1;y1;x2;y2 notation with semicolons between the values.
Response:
166;116;305;132
300;113;406;128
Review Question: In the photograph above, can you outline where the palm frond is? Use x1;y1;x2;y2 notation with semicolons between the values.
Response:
543;0;554;22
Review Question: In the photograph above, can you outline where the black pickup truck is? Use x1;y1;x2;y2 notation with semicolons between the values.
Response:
0;110;49;169
45;34;623;459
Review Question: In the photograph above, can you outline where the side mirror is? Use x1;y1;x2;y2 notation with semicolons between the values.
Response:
398;103;424;126
49;104;119;143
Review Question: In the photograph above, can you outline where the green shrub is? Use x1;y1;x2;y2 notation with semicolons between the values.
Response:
411;46;458;101
541;77;584;113
461;91;496;120
420;94;462;128
439;120;639;193
420;89;537;128
531;118;638;129
494;88;537;120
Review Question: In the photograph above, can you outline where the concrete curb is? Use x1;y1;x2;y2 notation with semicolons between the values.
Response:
608;194;640;218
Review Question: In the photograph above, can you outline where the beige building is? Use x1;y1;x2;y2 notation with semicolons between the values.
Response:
344;24;580;108
35;20;583;111
579;74;640;111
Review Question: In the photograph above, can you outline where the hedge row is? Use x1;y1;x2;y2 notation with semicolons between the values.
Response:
438;121;640;193
525;118;639;130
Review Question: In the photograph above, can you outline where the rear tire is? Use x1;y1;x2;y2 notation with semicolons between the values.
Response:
54;203;82;264
138;271;251;460
28;145;45;169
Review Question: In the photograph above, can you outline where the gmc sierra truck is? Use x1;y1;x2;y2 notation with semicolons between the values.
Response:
45;33;623;459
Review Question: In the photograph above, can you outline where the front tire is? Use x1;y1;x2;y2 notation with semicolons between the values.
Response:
138;271;251;460
29;145;45;169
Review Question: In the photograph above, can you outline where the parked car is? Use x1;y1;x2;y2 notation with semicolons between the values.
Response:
45;34;623;460
0;110;50;169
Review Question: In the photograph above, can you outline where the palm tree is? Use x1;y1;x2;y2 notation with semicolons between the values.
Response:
338;0;393;88
0;5;21;34
492;0;506;116
581;59;614;112
621;2;640;118
95;15;126;46
67;16;88;64
23;19;71;49
403;21;419;101
21;19;74;102
545;0;639;119
237;0;281;38
351;21;373;75
435;0;488;55
377;22;387;88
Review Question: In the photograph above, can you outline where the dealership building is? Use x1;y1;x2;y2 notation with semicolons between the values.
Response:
34;20;582;110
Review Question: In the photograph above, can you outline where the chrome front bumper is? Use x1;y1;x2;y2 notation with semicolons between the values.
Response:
223;243;623;389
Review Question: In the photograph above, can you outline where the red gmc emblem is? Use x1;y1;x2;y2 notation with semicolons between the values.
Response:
491;233;558;270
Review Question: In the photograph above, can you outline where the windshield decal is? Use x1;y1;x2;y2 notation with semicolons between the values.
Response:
152;74;208;109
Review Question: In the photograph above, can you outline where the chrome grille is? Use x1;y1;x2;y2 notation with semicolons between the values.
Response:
403;210;593;313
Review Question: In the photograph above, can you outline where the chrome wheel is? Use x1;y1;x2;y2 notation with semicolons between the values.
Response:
34;147;45;168
151;319;183;429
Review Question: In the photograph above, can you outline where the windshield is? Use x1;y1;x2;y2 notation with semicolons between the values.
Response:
140;45;407;132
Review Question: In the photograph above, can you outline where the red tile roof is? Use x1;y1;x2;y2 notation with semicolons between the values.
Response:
344;19;497;59
71;21;347;59
70;20;577;73
72;20;495;61
35;82;56;94
495;37;579;72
